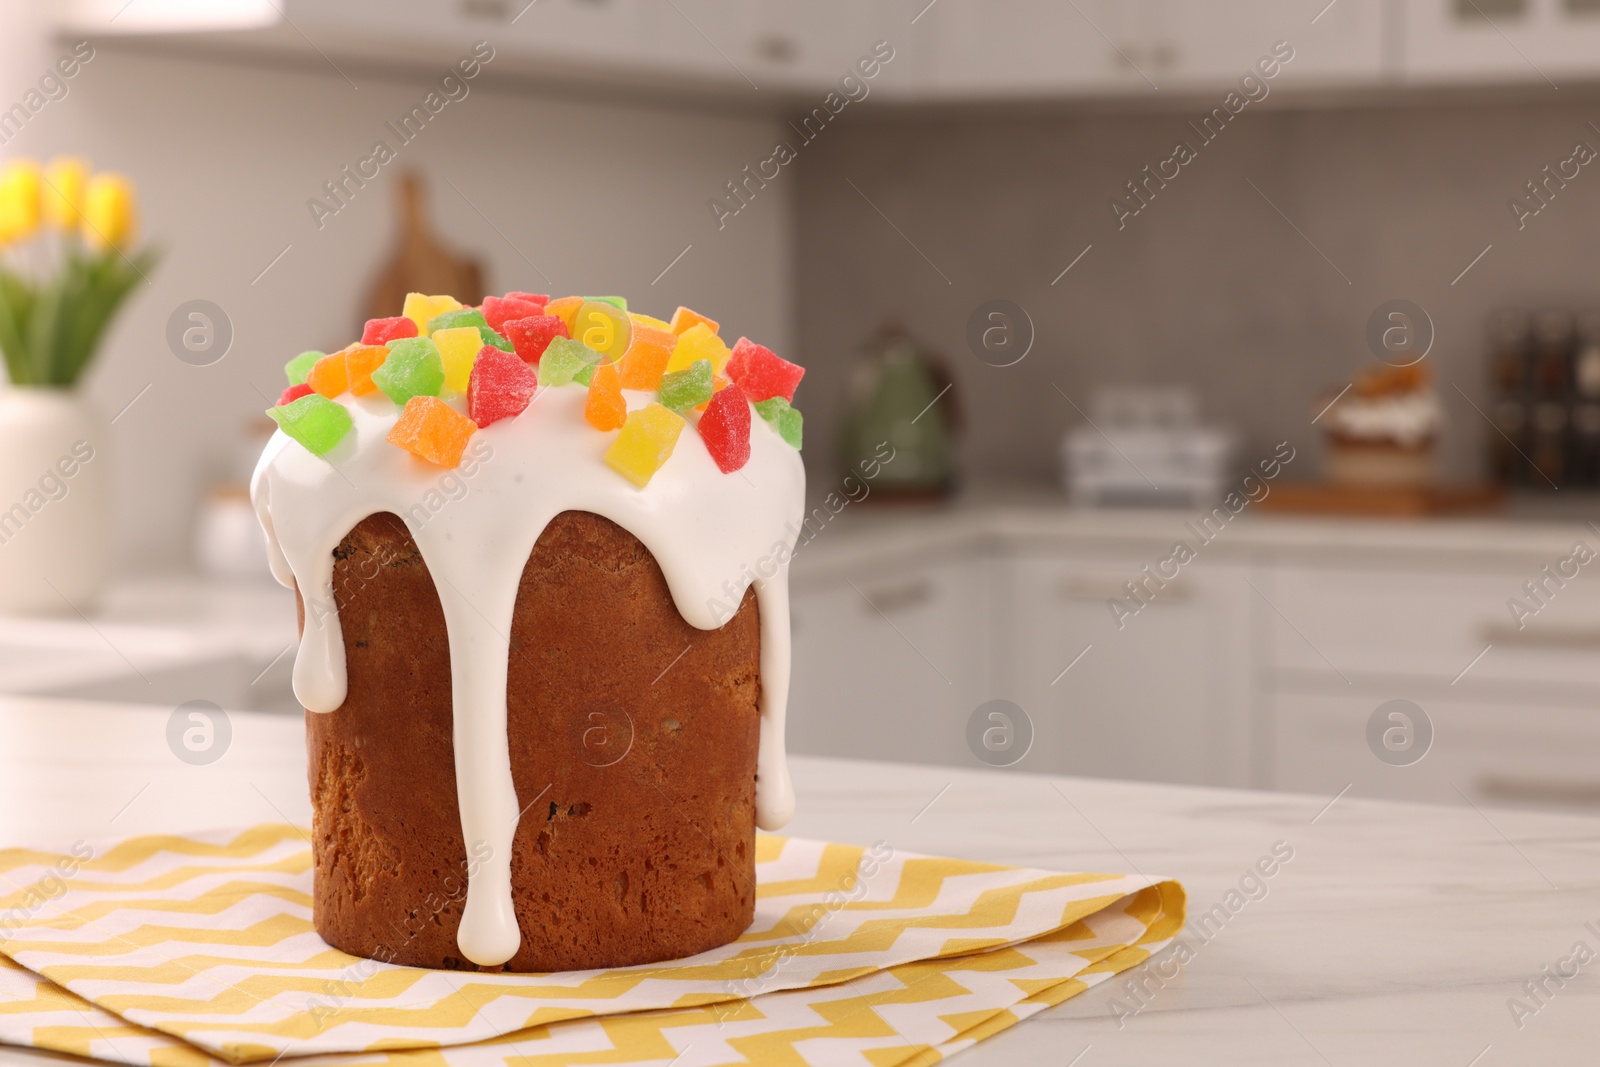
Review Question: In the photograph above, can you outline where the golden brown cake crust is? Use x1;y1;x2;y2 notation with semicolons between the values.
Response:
304;510;759;972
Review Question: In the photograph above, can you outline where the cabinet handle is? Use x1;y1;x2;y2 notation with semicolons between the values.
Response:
1480;623;1600;648
1056;573;1189;603
1477;773;1600;807
859;579;933;614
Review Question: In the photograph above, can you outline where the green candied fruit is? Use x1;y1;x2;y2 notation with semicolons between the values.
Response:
574;362;595;386
265;393;352;456
539;336;600;387
657;358;712;413
284;350;323;386
585;295;627;311
479;326;514;353
754;396;803;449
427;307;490;334
371;337;444;405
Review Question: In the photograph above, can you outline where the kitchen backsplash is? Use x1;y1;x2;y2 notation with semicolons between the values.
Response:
793;92;1600;491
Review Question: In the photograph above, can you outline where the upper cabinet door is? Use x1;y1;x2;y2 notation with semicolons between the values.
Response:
1404;0;1600;85
917;0;1154;100
915;0;1386;100
1152;0;1388;90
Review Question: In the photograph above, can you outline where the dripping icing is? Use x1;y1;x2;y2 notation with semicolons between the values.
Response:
251;387;805;966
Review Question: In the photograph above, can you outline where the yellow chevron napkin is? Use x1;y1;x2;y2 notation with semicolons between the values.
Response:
0;825;1184;1066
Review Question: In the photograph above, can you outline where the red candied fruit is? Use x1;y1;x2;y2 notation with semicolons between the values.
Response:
698;383;751;473
482;295;547;332
468;347;538;427
726;337;805;402
503;315;569;364
277;382;315;406
361;316;418;346
505;291;549;306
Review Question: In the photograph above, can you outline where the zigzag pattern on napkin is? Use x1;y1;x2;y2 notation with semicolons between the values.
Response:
0;826;1184;1066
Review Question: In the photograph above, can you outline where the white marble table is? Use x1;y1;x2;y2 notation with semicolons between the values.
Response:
1;696;1597;1065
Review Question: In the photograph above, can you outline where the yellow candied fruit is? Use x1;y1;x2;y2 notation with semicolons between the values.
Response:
629;311;672;332
402;292;461;334
666;322;730;374
603;402;684;487
433;326;484;393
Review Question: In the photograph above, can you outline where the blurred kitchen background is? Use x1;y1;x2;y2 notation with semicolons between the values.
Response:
6;0;1600;813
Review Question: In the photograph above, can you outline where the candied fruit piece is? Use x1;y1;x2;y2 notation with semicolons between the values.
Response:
468;348;537;428
544;296;584;331
402;292;461;334
505;290;549;305
657;358;713;413
344;344;389;396
362;316;417;345
629;312;672;332
698;384;751;473
539;336;600;387
670;305;719;336
618;326;675;391
277;382;314;406
307;350;349;398
284;350;322;386
434;326;485;393
572;300;631;362
604;403;685;488
667;322;730;374
387;395;477;467
754;396;803;449
371;337;445;405
695;374;730;413
503;315;568;363
728;337;805;402
266;393;352;456
428;307;489;335
482;295;545;332
584;360;627;431
585;295;627;311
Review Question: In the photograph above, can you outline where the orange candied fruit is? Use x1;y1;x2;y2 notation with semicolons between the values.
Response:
386;395;477;467
584;361;627;431
543;296;585;332
344;344;389;397
618;326;675;391
307;350;349;398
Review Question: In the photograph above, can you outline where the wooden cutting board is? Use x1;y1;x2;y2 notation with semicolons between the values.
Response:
1256;483;1505;517
363;170;485;326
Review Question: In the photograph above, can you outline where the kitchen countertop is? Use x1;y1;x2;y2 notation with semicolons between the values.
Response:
792;483;1600;581
1;696;1595;1064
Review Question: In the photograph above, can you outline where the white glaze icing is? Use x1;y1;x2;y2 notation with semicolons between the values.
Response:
250;384;806;967
1326;390;1440;447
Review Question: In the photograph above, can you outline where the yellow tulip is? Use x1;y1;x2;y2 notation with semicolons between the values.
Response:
42;157;87;230
0;159;42;247
83;172;137;252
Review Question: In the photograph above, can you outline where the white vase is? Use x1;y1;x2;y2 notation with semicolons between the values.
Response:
0;387;110;614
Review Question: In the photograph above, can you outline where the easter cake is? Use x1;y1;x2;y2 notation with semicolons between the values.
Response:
251;293;807;972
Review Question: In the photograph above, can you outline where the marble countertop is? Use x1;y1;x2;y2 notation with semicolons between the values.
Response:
1;696;1595;1064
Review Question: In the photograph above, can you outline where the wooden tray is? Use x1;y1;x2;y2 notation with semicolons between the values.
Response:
1256;483;1505;517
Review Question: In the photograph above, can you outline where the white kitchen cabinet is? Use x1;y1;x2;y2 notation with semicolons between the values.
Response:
916;0;1385;100
1274;690;1600;813
1264;559;1600;694
917;0;1149;99
1402;0;1600;85
787;551;994;768
999;550;1256;787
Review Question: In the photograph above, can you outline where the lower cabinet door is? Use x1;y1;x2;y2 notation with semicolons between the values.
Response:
1002;551;1255;787
1273;689;1600;813
787;554;990;768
